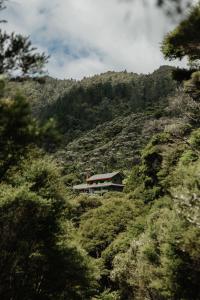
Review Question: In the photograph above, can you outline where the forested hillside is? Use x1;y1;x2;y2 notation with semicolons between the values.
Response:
7;66;178;179
58;111;182;178
0;1;200;300
8;66;176;143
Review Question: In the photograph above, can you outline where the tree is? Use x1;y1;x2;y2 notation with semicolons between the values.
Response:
0;73;100;297
0;84;99;298
162;3;200;67
0;158;98;300
0;83;39;179
0;0;48;76
79;197;135;258
0;30;49;76
170;129;200;228
111;201;200;300
0;81;43;179
162;3;200;101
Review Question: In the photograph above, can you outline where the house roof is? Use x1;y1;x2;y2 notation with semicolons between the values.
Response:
73;182;124;190
87;171;122;182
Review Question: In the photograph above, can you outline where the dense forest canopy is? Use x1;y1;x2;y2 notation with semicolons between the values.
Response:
0;1;200;300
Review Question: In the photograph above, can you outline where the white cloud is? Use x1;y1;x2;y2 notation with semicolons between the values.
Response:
2;0;190;79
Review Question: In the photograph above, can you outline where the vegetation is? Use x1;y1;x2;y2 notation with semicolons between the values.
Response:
162;4;200;66
0;0;48;76
7;66;177;178
0;1;200;299
0;82;98;299
6;66;176;143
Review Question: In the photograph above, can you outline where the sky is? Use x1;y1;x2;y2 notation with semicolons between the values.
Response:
2;0;192;79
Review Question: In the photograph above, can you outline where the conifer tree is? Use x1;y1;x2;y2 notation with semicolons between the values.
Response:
0;0;48;76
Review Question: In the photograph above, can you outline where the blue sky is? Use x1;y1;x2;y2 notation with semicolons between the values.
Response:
2;0;191;79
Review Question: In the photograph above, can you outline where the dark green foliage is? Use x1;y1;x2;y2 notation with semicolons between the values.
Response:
162;3;200;103
189;128;200;149
0;1;48;76
0;81;60;179
79;197;135;258
0;30;48;75
0;159;98;300
184;71;200;100
59;113;155;175
162;4;200;65
69;194;102;226
0;83;98;299
5;66;178;176
44;67;175;140
172;67;195;82
124;165;141;193
106;116;200;299
126;133;173;202
9;67;176;141
0;88;39;179
8;76;75;117
3;65;199;299
0;3;199;298
73;194;146;295
0;7;100;297
111;204;200;300
170;156;200;227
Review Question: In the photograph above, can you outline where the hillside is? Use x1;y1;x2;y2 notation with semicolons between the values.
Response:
1;3;200;299
58;113;180;178
2;62;200;300
8;65;176;144
7;66;178;178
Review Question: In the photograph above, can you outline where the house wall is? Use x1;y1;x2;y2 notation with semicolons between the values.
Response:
112;174;123;184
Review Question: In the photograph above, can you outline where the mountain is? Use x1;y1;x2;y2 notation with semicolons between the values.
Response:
3;65;200;300
7;66;178;178
9;66;176;136
2;5;200;298
57;112;181;178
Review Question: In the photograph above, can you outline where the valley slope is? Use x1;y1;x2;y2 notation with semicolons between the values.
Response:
8;65;177;177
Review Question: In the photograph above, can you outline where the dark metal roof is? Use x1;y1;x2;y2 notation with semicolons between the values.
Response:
87;171;122;182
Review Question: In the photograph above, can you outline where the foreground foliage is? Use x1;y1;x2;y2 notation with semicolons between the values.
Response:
0;2;200;299
0;82;98;299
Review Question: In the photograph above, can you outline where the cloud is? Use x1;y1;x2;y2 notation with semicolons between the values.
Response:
2;0;189;79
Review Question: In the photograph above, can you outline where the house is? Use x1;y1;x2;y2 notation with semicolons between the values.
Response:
73;171;124;194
